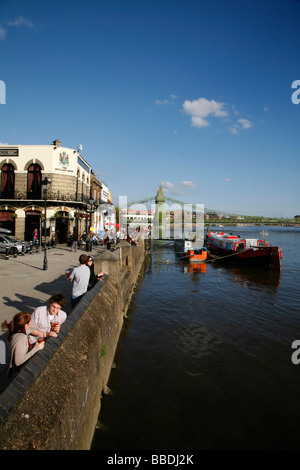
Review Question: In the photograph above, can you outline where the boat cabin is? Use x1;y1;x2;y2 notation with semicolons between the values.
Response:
208;232;269;251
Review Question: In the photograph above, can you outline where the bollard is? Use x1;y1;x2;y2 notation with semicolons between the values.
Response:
21;242;25;256
36;242;39;253
5;244;9;260
14;243;17;258
29;241;32;254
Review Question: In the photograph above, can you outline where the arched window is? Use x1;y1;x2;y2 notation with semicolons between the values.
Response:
27;164;42;199
1;164;15;198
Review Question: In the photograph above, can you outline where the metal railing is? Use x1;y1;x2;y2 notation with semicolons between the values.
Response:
1;191;92;204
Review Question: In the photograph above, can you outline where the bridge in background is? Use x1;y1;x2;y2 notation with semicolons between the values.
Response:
123;185;298;227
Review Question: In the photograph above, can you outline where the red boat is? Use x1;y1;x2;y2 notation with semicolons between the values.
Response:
205;231;282;271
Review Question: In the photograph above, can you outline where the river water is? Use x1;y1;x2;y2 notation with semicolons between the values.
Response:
91;226;300;451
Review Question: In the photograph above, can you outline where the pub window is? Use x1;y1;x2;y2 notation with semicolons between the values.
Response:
1;164;15;198
27;164;42;199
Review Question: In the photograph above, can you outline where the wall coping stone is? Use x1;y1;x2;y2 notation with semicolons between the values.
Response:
0;240;146;449
0;276;106;426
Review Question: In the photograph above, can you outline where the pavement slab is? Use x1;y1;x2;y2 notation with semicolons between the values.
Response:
0;244;106;326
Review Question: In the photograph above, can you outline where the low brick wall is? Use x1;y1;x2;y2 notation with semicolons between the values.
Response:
0;239;145;450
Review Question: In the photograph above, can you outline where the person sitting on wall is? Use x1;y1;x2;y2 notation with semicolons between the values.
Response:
69;254;90;307
125;234;132;244
92;234;98;245
126;232;138;246
2;312;45;379
28;294;67;347
86;256;105;290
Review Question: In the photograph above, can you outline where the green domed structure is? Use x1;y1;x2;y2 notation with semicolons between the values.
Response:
154;184;166;239
155;184;165;204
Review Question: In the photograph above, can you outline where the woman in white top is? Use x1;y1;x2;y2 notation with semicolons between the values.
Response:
2;312;45;378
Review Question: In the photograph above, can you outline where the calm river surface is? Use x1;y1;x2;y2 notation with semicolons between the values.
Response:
91;226;300;451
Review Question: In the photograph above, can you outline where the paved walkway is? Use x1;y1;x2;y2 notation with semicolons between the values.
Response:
0;243;107;390
0;244;106;326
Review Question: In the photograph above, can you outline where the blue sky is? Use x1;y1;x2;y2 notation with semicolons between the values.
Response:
0;0;300;217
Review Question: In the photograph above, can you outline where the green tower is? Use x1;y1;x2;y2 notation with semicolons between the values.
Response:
154;184;166;239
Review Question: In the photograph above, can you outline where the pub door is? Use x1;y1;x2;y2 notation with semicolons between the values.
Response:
25;212;41;242
55;217;68;244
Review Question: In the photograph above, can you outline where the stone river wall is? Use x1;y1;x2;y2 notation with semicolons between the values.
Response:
0;239;146;450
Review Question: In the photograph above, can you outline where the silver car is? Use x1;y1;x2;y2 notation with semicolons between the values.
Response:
0;230;30;255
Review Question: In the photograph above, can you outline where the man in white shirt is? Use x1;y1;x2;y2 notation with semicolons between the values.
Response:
28;293;67;346
69;254;90;308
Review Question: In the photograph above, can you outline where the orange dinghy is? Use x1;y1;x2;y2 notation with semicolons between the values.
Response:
186;247;208;263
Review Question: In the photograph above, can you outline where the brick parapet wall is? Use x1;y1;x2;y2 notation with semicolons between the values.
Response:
0;240;145;450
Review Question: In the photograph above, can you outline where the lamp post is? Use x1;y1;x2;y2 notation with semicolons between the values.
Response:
88;198;95;247
89;198;95;230
42;177;51;270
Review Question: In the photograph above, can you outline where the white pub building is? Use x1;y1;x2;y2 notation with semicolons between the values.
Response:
0;139;111;244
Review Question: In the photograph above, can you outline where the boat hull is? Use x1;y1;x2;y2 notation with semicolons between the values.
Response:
186;249;207;263
174;239;207;263
206;241;281;270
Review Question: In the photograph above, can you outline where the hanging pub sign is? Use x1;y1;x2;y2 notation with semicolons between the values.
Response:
0;148;19;157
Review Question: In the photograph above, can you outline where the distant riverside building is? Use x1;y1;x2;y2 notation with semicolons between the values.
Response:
205;213;222;221
122;209;154;225
0;140;112;243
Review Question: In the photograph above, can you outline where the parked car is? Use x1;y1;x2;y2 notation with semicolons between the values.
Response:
0;229;30;255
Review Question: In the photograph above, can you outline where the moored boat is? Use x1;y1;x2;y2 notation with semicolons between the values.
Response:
174;236;207;263
205;231;282;271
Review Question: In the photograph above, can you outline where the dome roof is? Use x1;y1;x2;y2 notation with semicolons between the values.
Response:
155;184;165;203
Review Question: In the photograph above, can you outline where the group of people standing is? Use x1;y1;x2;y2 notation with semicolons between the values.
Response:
71;230;111;252
68;254;104;307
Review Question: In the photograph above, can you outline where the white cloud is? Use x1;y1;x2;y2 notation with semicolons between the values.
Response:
180;181;197;189
230;118;253;135
0;27;6;40
0;16;33;40
155;94;179;106
161;180;198;195
8;15;33;28
190;116;210;127
224;178;231;182
229;126;239;135
161;181;175;191
238;118;253;129
182;96;255;136
182;97;228;128
155;99;169;105
232;105;239;115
